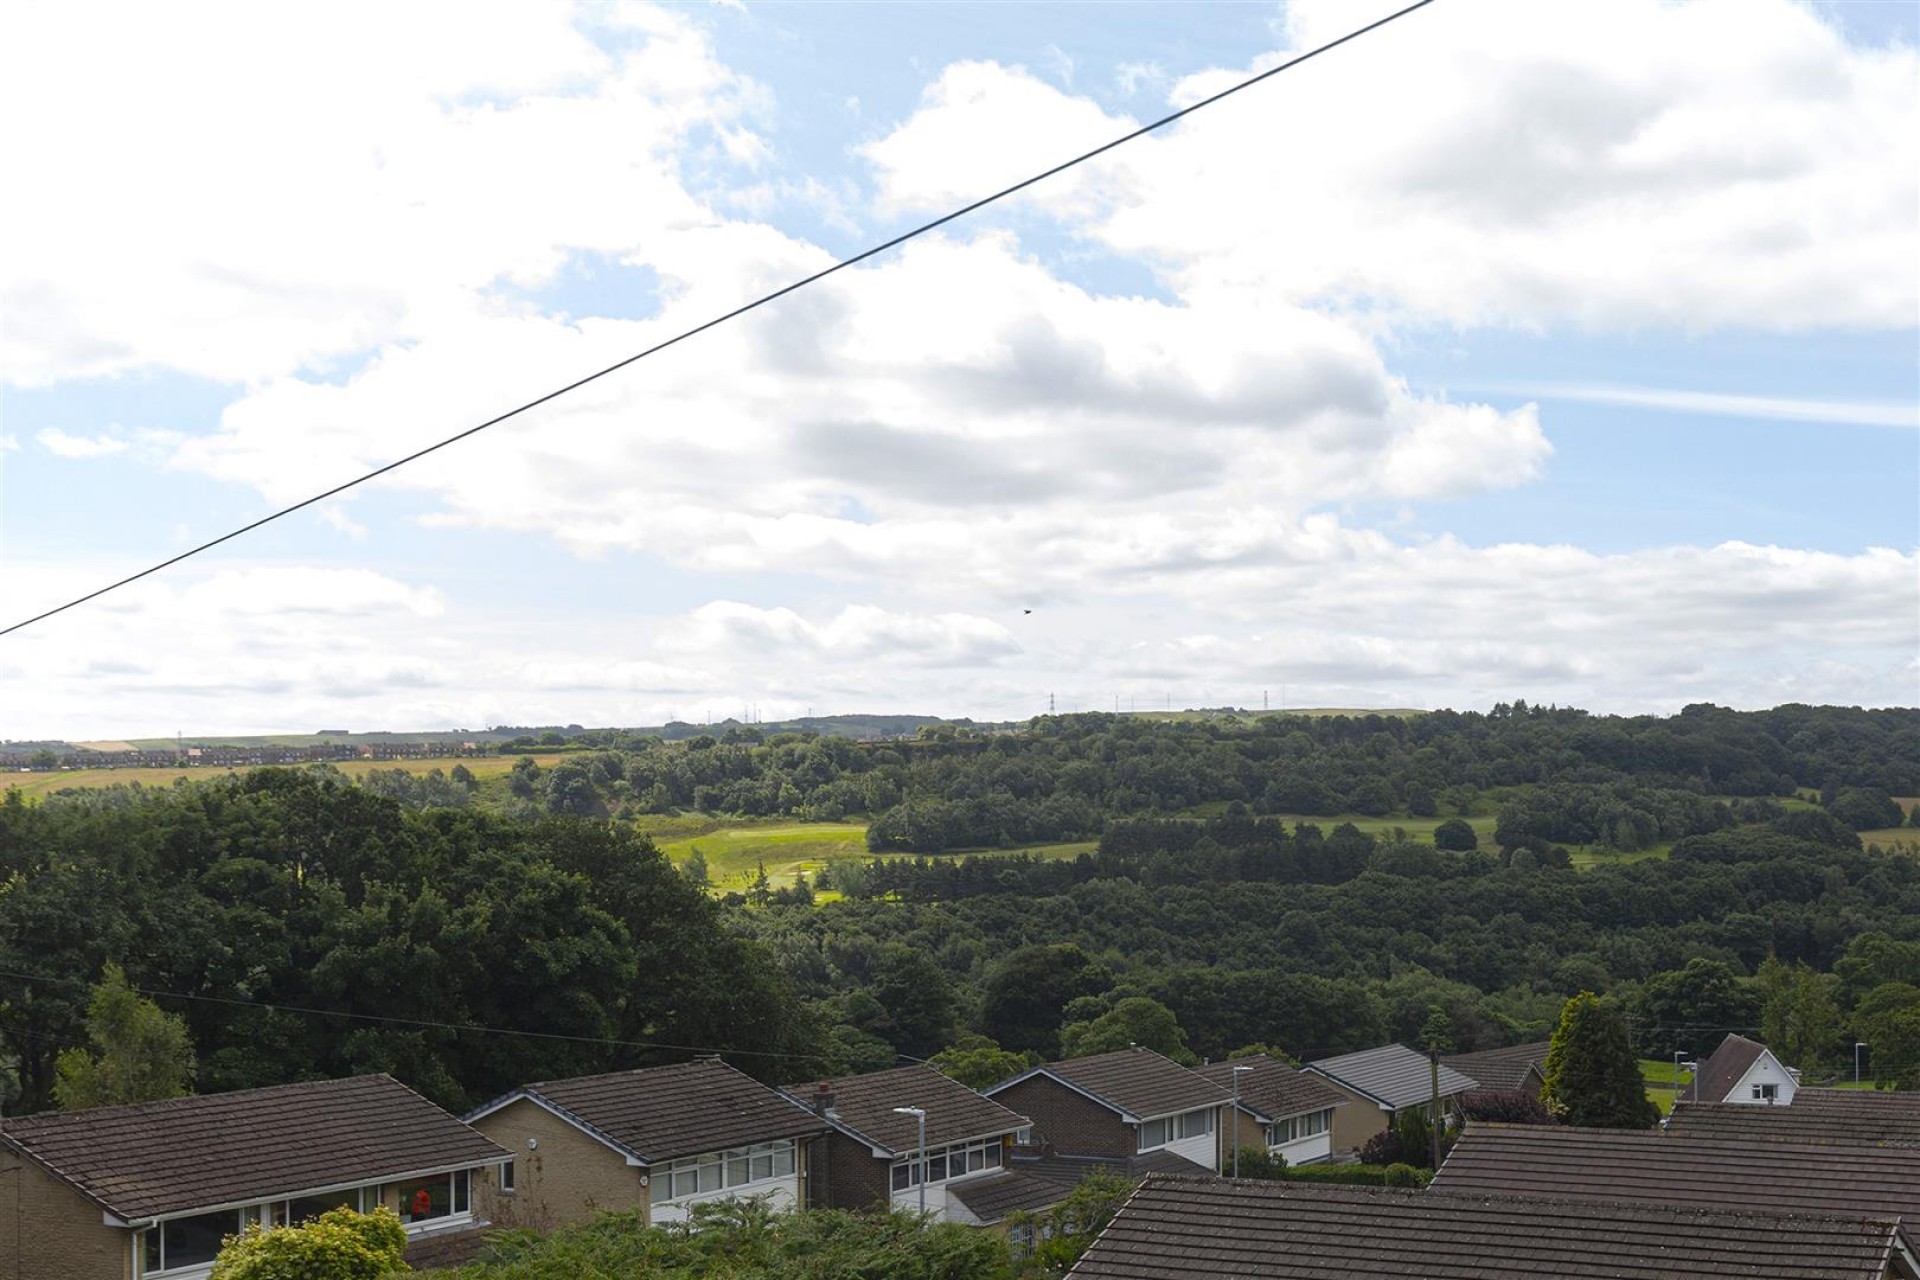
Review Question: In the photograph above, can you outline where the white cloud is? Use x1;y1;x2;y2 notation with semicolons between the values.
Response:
0;0;760;386
1492;383;1919;429
36;428;126;458
865;0;1920;331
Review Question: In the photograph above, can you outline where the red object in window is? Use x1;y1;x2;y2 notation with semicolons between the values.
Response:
411;1188;433;1218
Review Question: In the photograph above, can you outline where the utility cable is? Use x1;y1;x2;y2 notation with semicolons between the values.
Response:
1;0;1440;638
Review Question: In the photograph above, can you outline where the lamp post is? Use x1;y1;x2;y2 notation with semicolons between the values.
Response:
1672;1049;1685;1095
1856;1042;1868;1087
893;1107;927;1216
1230;1065;1253;1178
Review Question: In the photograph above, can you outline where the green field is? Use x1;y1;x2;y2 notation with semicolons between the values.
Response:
1639;1058;1694;1116
648;819;1096;894
2;754;565;800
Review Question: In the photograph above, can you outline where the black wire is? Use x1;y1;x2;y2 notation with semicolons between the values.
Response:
1;0;1440;638
0;967;925;1067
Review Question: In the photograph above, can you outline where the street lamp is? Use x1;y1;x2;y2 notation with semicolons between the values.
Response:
1230;1065;1254;1178
893;1107;928;1216
1856;1042;1869;1087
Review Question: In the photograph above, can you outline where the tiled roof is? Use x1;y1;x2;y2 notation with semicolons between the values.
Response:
789;1064;1027;1155
1433;1122;1920;1220
947;1149;1209;1224
1694;1033;1770;1103
0;1074;506;1222
1303;1043;1478;1110
1440;1041;1549;1092
994;1048;1228;1121
1668;1094;1920;1147
1191;1056;1347;1122
1065;1175;1913;1280
495;1058;827;1164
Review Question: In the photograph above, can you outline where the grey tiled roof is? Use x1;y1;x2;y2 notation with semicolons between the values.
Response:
1303;1043;1478;1110
1065;1175;1912;1280
1191;1056;1347;1122
994;1048;1228;1121
1440;1041;1549;1092
948;1149;1209;1224
1668;1094;1920;1147
1693;1033;1769;1103
789;1064;1027;1155
493;1058;827;1164
1433;1122;1920;1220
0;1074;506;1222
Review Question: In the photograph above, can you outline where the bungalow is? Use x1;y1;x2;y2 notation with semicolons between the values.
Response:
1689;1032;1800;1105
943;1145;1207;1232
463;1057;828;1229
1433;1122;1920;1221
0;1074;508;1280
1065;1174;1920;1279
1441;1041;1549;1098
785;1064;1029;1221
984;1047;1231;1170
1301;1043;1478;1152
1191;1055;1347;1166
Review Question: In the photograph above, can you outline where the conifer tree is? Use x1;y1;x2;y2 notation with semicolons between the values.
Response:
1541;992;1658;1128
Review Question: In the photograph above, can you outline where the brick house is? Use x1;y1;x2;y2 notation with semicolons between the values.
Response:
1192;1055;1348;1166
1441;1041;1549;1099
0;1074;507;1280
785;1064;1029;1221
983;1047;1230;1170
463;1057;828;1229
1301;1043;1479;1153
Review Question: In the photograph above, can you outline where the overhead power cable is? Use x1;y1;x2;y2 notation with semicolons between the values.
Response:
0;967;922;1067
1;0;1439;638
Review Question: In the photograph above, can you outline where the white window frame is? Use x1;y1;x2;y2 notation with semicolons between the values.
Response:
1752;1083;1778;1101
656;1140;798;1205
1267;1108;1332;1146
499;1158;516;1194
888;1137;1005;1192
1138;1107;1213;1153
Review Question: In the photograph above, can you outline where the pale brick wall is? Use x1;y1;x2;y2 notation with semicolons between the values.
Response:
0;1146;132;1280
470;1098;646;1231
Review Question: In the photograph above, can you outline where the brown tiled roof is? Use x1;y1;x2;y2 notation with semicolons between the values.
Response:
0;1074;506;1222
947;1149;1209;1224
1065;1176;1914;1280
1303;1043;1479;1110
993;1048;1228;1122
789;1064;1027;1155
1440;1041;1549;1092
488;1058;826;1165
1191;1056;1347;1123
1693;1032;1770;1102
1433;1122;1920;1220
1668;1094;1920;1147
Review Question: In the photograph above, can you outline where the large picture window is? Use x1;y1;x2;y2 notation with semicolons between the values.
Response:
142;1209;235;1274
1268;1109;1332;1146
1138;1107;1214;1152
888;1136;1004;1192
658;1140;798;1204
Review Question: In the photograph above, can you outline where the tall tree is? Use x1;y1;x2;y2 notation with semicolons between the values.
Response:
1541;992;1658;1129
53;964;197;1111
1058;997;1190;1062
1756;957;1843;1076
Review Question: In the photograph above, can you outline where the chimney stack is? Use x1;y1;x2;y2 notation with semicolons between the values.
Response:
812;1085;835;1117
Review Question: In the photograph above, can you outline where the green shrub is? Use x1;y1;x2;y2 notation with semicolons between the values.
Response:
1382;1163;1425;1187
1275;1163;1429;1190
210;1206;407;1280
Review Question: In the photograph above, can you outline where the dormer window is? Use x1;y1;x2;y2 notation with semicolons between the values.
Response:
1751;1083;1778;1102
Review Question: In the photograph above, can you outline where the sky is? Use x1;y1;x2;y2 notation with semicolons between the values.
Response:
1;0;1916;740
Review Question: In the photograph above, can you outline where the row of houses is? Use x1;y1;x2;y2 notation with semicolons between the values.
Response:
1067;1035;1920;1279
2;742;487;771
4;1030;1905;1280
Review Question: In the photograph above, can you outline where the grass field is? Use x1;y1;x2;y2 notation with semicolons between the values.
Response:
2;754;566;800
1639;1058;1694;1116
649;820;1096;893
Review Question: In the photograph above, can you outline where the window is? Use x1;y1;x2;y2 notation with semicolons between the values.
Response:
1753;1083;1779;1101
143;1209;237;1275
1140;1108;1213;1152
658;1140;798;1203
288;1187;362;1224
1268;1109;1332;1146
888;1137;1007;1192
396;1171;470;1225
500;1159;516;1194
